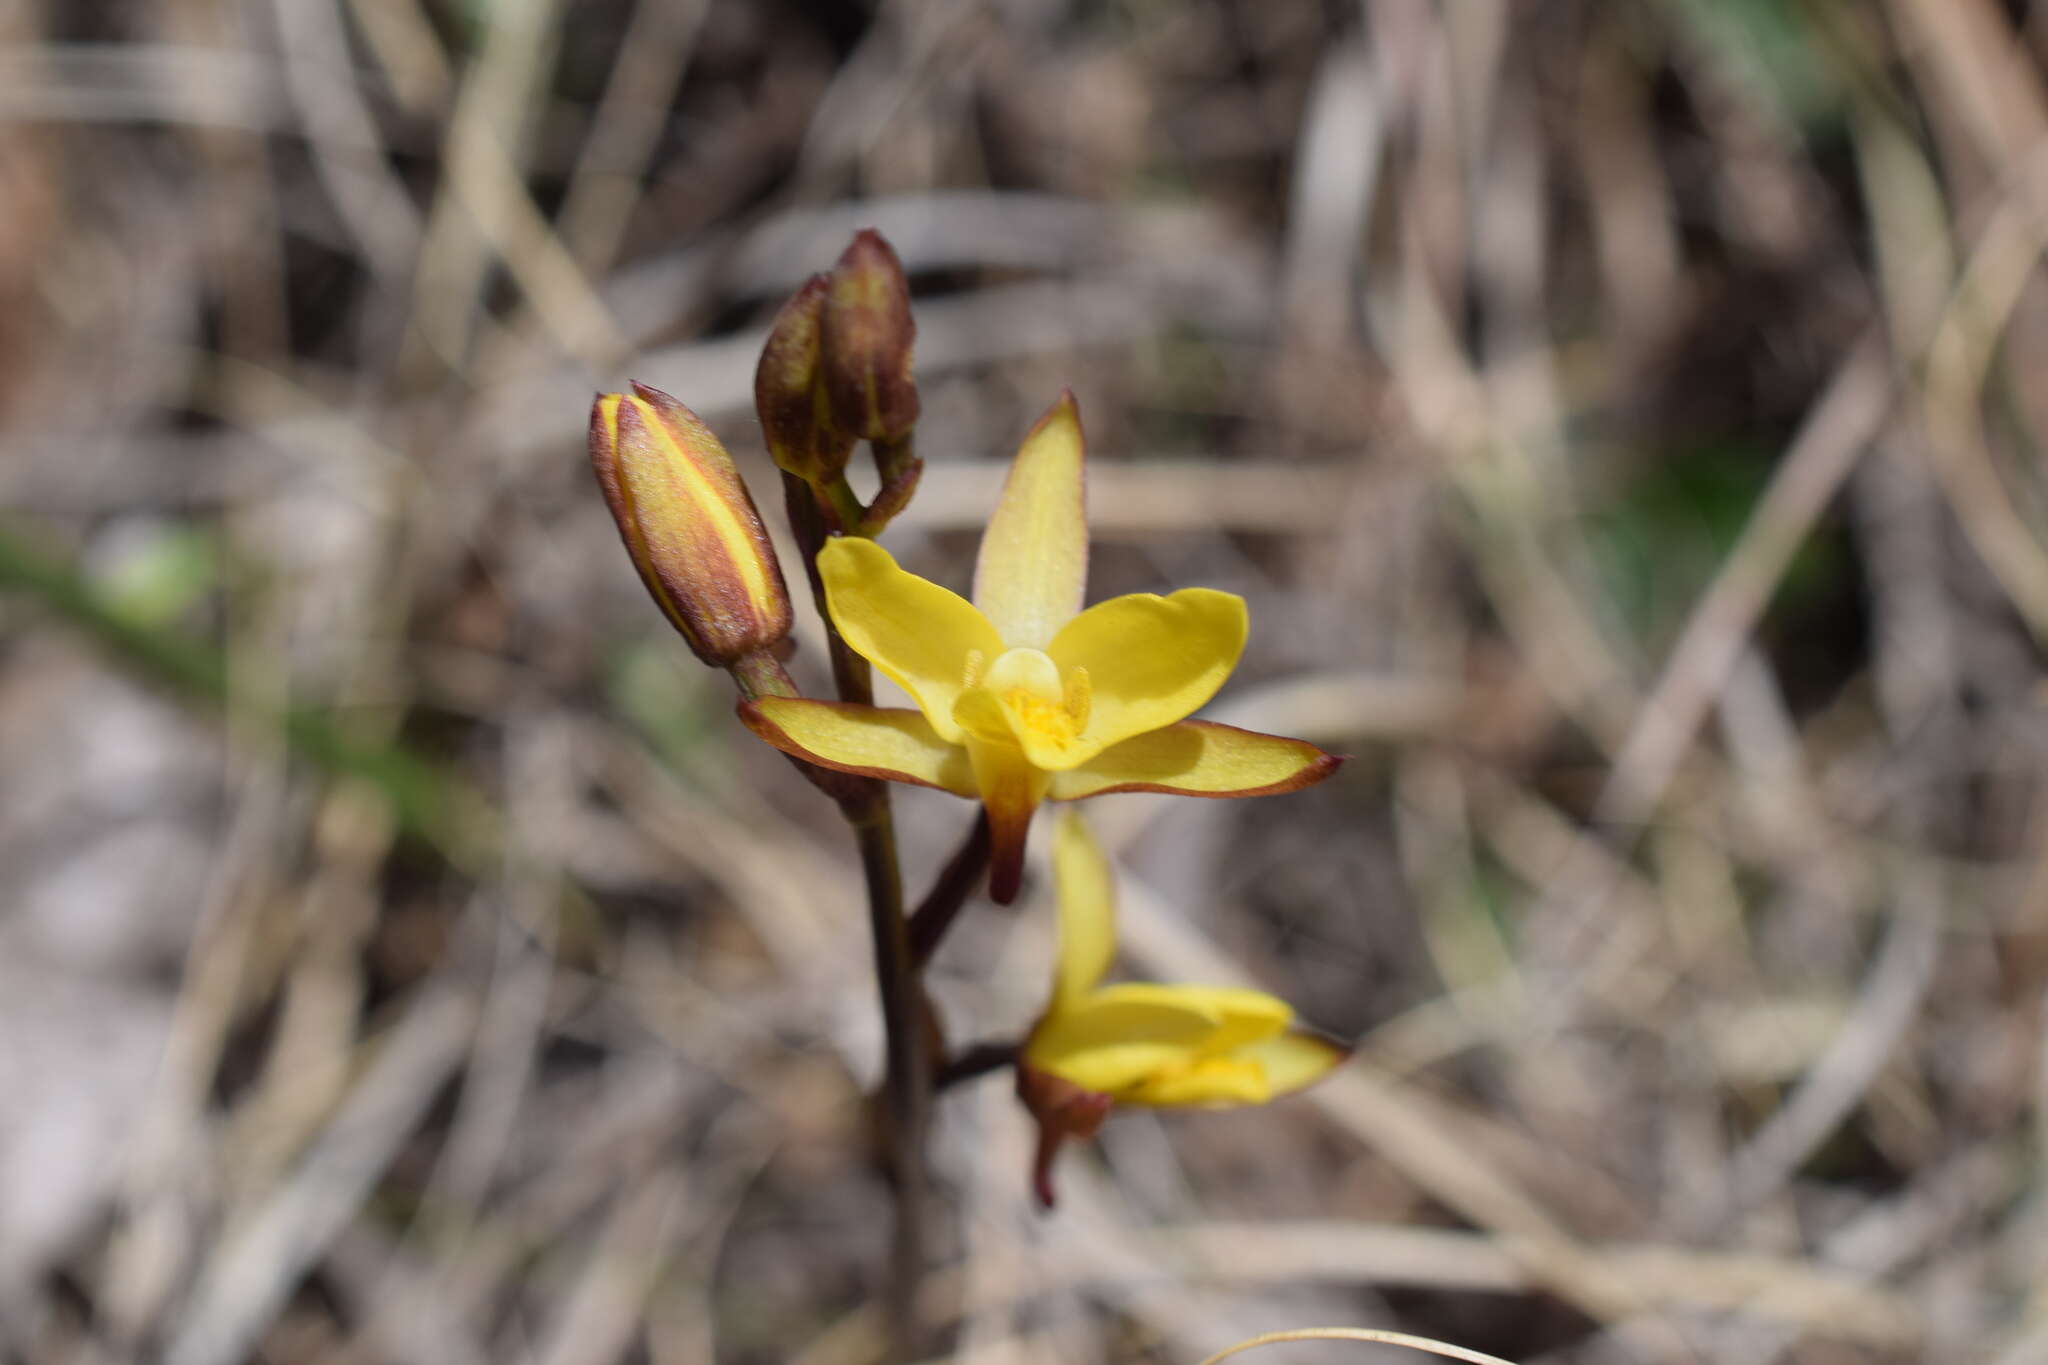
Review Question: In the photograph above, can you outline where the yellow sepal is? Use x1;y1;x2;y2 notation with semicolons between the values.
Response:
1026;984;1300;1103
1167;984;1294;1055
1238;1032;1351;1097
972;391;1086;649
1050;810;1115;1005
1024;983;1228;1094
738;698;977;795
1048;720;1341;800
1122;1056;1271;1107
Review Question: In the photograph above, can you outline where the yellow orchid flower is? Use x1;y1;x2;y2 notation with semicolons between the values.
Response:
738;391;1339;901
1016;810;1348;1206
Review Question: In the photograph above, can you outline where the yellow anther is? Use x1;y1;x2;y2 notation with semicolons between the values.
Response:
961;648;986;690
1061;665;1091;730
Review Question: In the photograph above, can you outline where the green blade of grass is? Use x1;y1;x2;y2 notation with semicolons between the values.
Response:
0;520;494;867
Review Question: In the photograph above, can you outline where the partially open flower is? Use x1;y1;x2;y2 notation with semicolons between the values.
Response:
589;382;792;668
1017;810;1349;1207
738;390;1338;902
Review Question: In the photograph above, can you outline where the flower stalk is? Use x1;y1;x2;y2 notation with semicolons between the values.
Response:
843;784;929;1351
788;486;931;1351
908;809;993;967
756;230;934;1354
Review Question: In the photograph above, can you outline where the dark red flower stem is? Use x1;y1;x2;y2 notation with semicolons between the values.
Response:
935;1039;1019;1091
780;466;931;1356
908;809;992;967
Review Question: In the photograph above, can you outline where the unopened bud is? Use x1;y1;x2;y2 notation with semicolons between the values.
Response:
589;382;792;668
755;274;854;484
821;229;919;442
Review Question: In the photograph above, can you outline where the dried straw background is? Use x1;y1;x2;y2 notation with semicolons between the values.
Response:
2;1;2044;1362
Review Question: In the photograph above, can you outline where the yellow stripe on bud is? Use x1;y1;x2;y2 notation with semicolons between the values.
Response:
588;382;792;668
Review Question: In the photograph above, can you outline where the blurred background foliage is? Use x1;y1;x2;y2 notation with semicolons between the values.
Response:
3;0;2048;1362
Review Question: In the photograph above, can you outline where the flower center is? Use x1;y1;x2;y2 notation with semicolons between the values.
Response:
979;647;1091;750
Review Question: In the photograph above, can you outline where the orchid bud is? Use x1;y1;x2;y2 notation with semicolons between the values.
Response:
589;382;792;668
755;273;854;485
821;229;919;442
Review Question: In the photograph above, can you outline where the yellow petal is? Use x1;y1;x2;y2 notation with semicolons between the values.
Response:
1035;1044;1194;1099
966;734;1051;905
972;391;1086;649
1047;720;1342;800
739;698;976;796
1047;589;1247;755
1236;1031;1350;1097
1122;1056;1272;1107
819;537;1004;744
1051;810;1116;1005
1169;985;1293;1056
1024;983;1223;1094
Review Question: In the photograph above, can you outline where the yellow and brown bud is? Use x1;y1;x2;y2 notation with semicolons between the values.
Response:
589;382;792;668
755;273;855;485
821;229;919;442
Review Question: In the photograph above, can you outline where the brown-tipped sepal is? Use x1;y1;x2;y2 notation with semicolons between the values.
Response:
821;229;919;443
862;433;923;533
755;274;855;485
589;383;793;668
